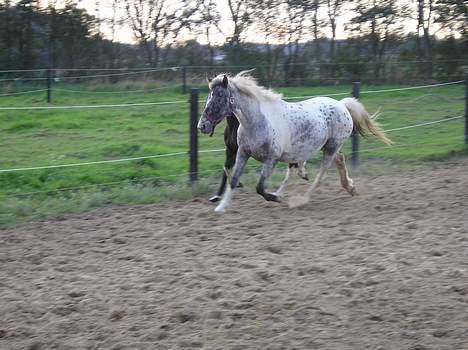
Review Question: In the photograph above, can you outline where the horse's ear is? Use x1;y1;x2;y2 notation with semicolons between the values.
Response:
206;73;212;84
222;75;228;89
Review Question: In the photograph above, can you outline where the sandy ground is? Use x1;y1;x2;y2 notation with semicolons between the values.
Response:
1;161;468;350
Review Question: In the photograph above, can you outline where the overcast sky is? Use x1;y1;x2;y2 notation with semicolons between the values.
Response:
37;0;448;45
75;0;359;44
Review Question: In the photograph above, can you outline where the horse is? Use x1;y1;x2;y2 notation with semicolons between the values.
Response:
208;113;241;203
208;112;309;203
198;71;392;213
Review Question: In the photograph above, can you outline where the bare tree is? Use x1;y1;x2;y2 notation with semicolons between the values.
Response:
226;0;257;63
281;0;314;84
253;0;284;82
199;0;221;65
125;0;154;64
434;0;467;40
414;0;439;77
326;0;346;62
124;0;201;66
349;0;406;82
311;0;324;59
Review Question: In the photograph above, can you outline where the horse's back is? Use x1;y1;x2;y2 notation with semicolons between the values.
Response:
300;97;354;139
277;97;353;162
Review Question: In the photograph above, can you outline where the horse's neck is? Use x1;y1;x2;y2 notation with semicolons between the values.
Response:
233;93;274;131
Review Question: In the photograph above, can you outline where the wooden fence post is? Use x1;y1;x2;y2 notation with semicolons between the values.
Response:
351;81;360;169
189;88;199;183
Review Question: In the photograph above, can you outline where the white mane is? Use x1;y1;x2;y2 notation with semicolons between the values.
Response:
210;71;283;102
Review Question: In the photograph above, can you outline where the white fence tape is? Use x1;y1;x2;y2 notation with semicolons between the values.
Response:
0;115;463;174
0;80;463;110
0;100;186;110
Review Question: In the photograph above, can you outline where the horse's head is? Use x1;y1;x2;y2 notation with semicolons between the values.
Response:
198;74;233;136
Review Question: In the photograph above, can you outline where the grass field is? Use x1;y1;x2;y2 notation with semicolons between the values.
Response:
0;81;466;226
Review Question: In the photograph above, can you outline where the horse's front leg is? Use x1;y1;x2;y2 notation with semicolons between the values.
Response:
209;146;236;202
209;171;227;203
256;160;280;202
214;150;249;213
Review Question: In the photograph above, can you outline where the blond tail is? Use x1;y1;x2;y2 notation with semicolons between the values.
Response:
341;97;393;145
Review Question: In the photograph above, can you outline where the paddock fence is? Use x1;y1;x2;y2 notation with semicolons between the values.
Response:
1;59;466;101
0;72;466;199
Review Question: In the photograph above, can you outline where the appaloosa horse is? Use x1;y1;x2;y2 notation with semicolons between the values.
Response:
199;71;391;212
208;113;308;203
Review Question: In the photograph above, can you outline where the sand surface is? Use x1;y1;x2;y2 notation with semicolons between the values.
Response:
1;161;468;350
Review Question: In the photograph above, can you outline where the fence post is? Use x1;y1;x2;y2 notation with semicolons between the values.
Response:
465;75;467;145
351;81;360;169
189;88;199;183
182;66;187;94
46;67;52;103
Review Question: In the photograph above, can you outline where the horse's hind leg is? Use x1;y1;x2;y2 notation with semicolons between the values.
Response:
289;147;338;208
257;160;280;202
307;152;336;194
273;165;292;197
335;152;355;196
298;161;309;181
274;162;308;197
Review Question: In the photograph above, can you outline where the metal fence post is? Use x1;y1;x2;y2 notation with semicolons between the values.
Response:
189;88;199;183
465;75;467;145
182;66;187;94
351;81;360;169
46;66;52;103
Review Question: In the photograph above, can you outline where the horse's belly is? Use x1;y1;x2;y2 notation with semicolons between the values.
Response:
279;119;328;162
279;143;325;163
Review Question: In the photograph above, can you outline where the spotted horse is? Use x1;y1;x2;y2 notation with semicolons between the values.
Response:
207;112;309;203
198;71;392;212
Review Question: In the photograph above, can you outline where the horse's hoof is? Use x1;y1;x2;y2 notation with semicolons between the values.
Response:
301;175;309;181
237;182;243;188
209;195;222;203
271;192;283;199
264;192;280;202
348;186;357;196
288;196;309;208
214;202;227;213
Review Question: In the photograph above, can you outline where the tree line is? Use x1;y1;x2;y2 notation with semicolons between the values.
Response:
0;0;466;84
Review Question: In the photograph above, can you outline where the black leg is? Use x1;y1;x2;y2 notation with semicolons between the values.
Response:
256;161;280;202
210;146;236;202
209;171;227;202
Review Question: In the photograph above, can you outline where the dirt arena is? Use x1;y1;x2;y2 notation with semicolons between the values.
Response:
1;160;468;350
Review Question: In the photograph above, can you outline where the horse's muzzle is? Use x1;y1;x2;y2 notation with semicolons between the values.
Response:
197;118;214;135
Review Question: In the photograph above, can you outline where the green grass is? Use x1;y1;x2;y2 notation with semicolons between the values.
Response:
0;81;466;227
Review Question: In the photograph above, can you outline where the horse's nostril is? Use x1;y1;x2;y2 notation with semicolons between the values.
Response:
197;119;212;134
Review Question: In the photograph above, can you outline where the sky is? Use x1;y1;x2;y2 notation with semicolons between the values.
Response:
40;0;441;45
76;0;358;45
